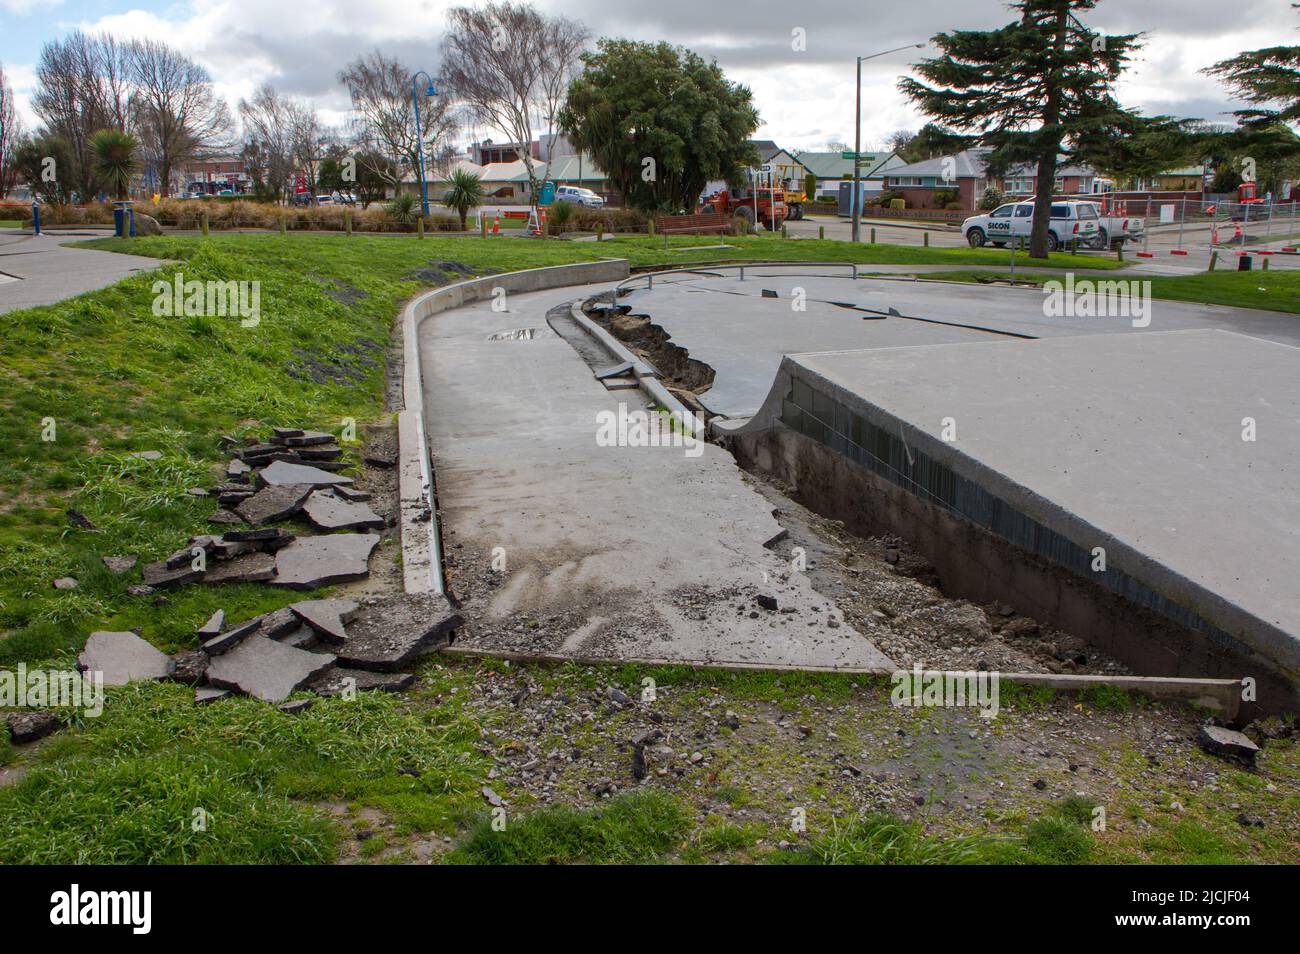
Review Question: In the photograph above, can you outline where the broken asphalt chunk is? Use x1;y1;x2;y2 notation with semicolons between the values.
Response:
7;711;61;745
283;431;335;447
202;551;278;584
301;490;384;531
78;631;173;685
197;609;226;637
271;533;379;590
235;483;313;525
169;650;209;685
1198;725;1261;765
258;459;353;488
305;667;415;696
201;617;263;656
141;561;204;589
331;593;459;671
206;636;336;703
101;555;138;574
289;598;358;644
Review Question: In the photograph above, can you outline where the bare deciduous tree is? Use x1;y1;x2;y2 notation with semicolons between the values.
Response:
441;2;589;202
0;62;23;199
33;31;133;199
127;39;232;197
338;51;457;199
238;84;297;200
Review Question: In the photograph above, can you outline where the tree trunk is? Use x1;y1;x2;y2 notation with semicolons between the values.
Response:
1029;0;1070;260
1029;148;1058;259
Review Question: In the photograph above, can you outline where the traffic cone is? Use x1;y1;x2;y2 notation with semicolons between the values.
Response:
493;213;500;235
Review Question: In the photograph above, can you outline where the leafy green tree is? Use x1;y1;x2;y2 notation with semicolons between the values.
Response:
443;168;484;229
558;39;760;213
90;128;139;200
897;122;974;163
317;157;347;194
1076;112;1203;185
899;0;1143;258
353;150;395;208
14;134;75;203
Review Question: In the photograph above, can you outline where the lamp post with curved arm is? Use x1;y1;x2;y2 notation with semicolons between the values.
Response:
851;43;926;244
411;71;438;218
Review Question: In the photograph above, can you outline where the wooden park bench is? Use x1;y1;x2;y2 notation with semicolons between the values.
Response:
653;212;732;235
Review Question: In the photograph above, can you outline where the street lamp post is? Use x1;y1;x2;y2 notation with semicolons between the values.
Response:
411;71;438;218
851;43;926;244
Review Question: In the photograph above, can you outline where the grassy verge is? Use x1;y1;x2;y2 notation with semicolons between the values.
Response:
899;268;1300;314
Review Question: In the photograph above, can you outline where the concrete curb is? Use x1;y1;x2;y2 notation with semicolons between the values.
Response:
566;303;701;429
439;646;1241;716
399;259;630;595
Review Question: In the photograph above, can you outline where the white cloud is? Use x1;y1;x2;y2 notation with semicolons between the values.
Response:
5;0;1289;150
1;0;62;15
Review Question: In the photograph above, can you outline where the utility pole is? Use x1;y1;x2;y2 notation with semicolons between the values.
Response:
851;43;925;244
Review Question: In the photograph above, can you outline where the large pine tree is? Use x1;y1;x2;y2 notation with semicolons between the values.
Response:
1204;5;1300;129
899;0;1140;258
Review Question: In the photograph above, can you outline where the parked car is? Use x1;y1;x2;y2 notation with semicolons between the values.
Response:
962;200;1099;252
555;185;604;208
315;194;334;205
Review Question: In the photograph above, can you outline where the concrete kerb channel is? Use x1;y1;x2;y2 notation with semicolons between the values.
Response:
398;258;1249;717
398;258;631;596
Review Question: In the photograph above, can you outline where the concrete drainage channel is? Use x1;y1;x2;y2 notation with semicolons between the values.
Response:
397;258;631;597
401;260;1249;718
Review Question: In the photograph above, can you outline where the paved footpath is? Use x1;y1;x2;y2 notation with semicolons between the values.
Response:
0;230;166;313
419;282;892;671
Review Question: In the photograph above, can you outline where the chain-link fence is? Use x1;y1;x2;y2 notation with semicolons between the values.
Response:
1094;192;1300;253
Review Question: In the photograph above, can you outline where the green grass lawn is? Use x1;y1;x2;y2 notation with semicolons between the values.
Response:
0;219;22;229
905;268;1300;314
0;231;1292;865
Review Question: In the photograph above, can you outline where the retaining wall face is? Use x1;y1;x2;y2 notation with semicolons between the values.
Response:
727;424;1295;716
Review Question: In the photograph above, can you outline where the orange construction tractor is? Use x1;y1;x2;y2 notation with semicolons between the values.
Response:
700;184;786;230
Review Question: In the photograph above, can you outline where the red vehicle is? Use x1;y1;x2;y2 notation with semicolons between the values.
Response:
700;185;786;230
1239;181;1265;204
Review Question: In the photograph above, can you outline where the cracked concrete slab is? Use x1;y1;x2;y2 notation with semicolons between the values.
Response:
419;284;891;671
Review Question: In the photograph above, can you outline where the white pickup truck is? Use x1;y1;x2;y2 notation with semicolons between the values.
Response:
1070;200;1144;250
962;200;1100;252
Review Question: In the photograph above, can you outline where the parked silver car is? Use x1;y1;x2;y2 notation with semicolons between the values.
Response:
555;185;604;208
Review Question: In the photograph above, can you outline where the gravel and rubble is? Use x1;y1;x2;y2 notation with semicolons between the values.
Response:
428;659;1296;857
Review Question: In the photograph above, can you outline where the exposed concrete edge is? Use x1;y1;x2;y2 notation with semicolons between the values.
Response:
440;646;1241;716
567;305;656;376
722;352;1297;681
399;259;631;594
566;302;699;426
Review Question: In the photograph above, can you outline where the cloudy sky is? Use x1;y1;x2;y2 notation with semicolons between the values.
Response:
0;0;1291;152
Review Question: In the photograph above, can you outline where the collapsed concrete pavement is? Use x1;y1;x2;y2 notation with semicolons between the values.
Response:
417;283;892;671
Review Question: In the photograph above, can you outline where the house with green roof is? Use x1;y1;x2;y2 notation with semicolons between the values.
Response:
795;150;905;201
